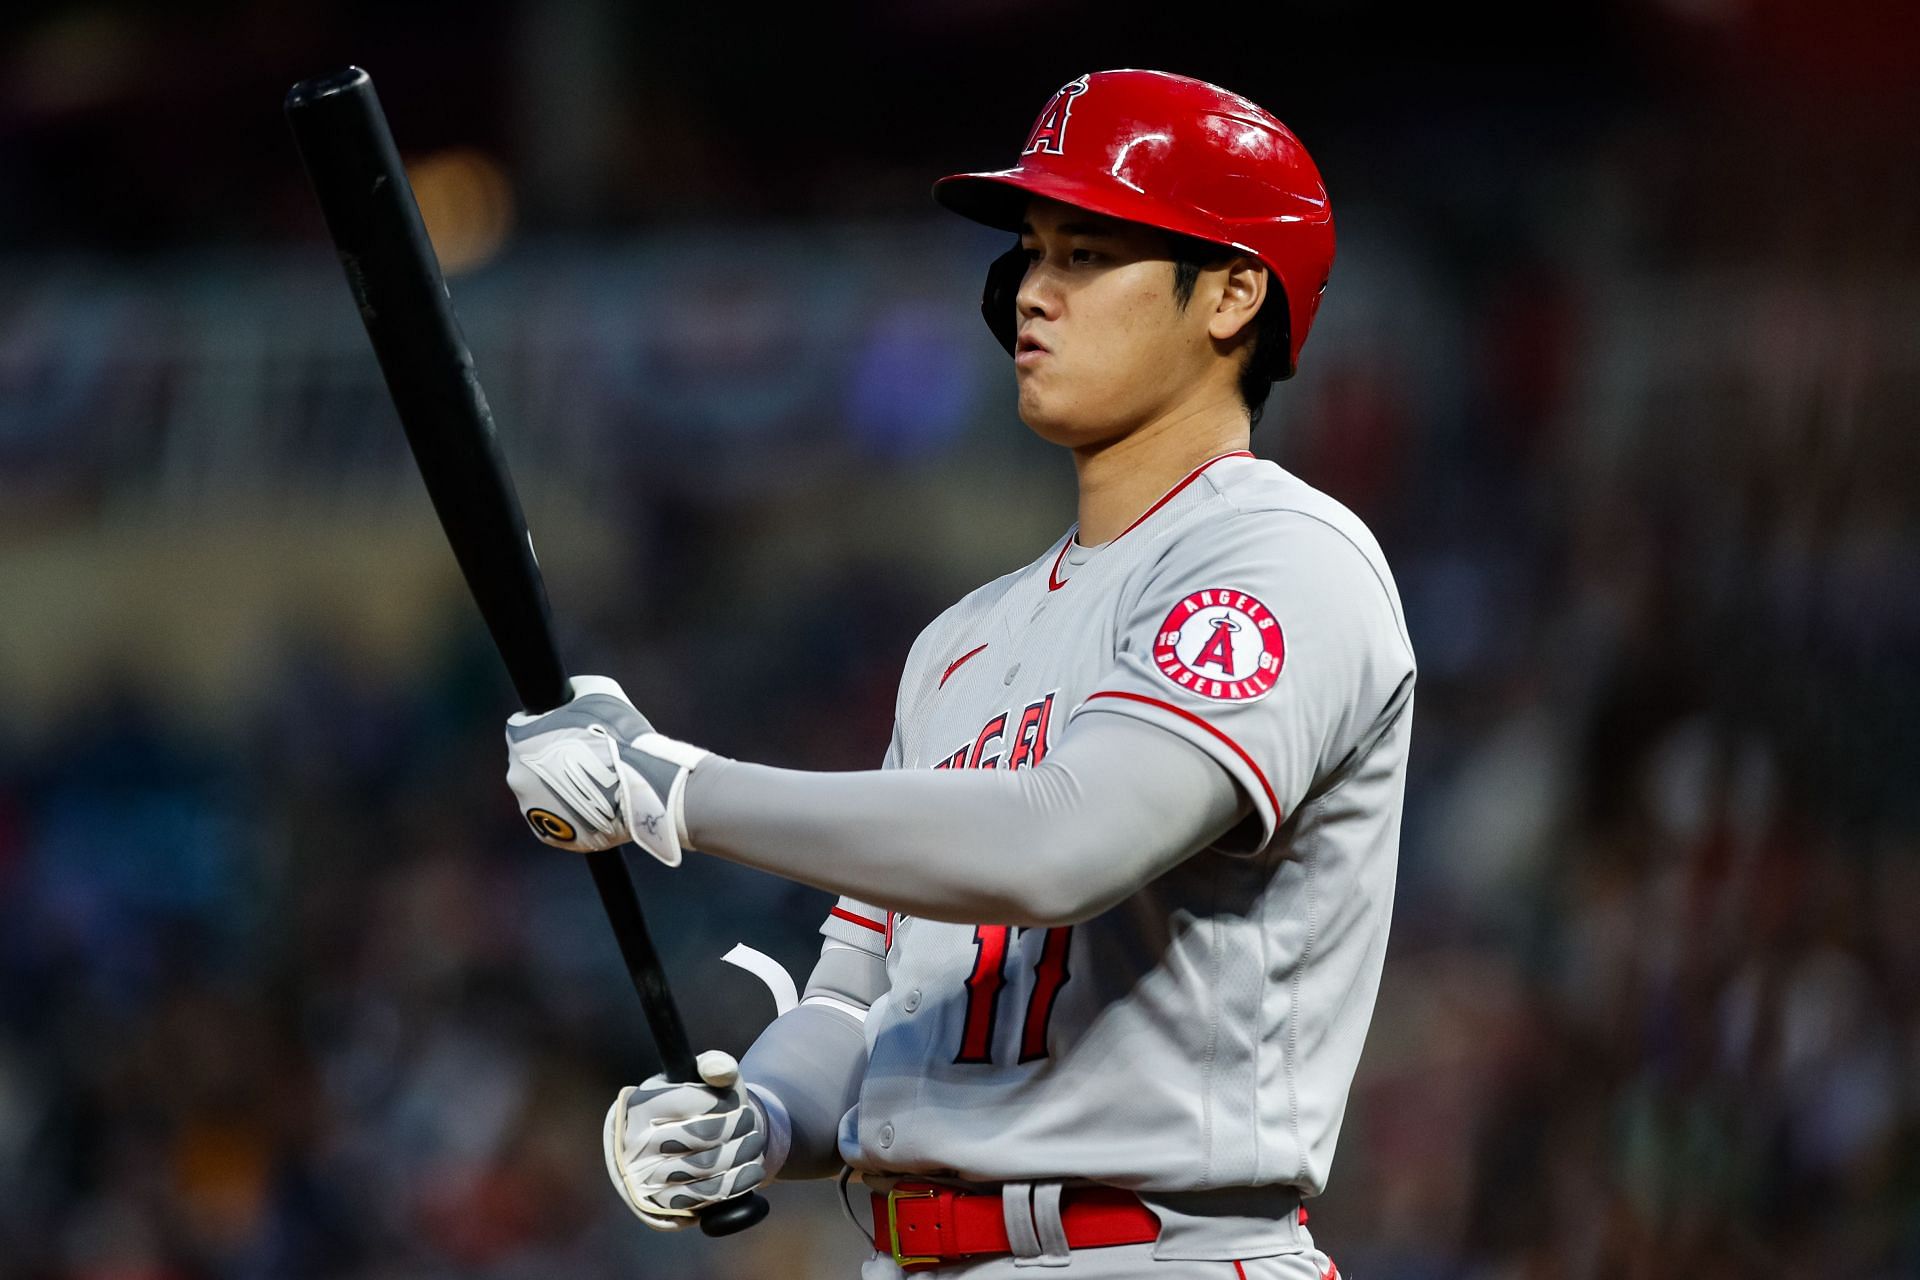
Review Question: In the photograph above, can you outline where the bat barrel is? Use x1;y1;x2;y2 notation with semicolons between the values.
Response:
285;67;569;715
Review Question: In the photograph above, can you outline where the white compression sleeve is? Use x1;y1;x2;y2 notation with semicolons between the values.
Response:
683;713;1249;927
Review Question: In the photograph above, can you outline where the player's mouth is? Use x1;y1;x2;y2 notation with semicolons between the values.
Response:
1015;332;1050;367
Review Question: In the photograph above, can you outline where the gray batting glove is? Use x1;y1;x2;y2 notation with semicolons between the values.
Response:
503;675;710;866
603;1050;772;1231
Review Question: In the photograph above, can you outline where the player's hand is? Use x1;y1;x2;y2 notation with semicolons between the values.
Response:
503;675;710;866
603;1050;771;1231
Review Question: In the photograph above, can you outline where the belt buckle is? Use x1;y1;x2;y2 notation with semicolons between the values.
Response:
886;1185;941;1269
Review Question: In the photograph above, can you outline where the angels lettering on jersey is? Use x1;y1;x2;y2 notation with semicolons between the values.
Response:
925;689;1068;1065
932;693;1057;771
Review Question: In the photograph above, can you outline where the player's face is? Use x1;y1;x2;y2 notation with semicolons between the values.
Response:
1010;197;1225;447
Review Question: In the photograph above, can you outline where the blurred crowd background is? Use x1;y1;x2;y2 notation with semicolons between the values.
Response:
2;1;1916;1277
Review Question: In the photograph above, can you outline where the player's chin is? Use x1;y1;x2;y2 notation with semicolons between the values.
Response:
1017;400;1078;447
1019;388;1126;450
1016;376;1085;445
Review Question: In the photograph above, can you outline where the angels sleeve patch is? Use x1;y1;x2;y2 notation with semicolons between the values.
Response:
1152;587;1286;701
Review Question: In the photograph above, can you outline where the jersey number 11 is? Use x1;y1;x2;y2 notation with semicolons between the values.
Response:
955;926;1072;1065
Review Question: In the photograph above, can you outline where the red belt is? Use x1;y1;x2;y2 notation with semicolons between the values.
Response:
872;1181;1160;1271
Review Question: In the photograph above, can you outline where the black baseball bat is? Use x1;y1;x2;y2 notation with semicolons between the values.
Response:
284;66;768;1237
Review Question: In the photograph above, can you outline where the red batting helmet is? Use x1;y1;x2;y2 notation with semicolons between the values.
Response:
934;69;1335;379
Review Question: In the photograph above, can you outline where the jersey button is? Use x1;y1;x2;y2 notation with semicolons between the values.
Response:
902;988;921;1012
878;1122;895;1149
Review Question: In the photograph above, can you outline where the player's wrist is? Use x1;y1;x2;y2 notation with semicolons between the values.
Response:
617;732;712;850
742;1082;792;1180
673;752;735;852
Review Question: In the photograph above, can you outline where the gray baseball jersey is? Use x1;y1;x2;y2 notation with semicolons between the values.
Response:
820;451;1415;1200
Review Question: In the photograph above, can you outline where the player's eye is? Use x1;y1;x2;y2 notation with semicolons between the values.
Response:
1020;246;1043;263
1070;248;1099;264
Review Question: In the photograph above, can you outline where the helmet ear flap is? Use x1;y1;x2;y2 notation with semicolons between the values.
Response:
980;246;1025;357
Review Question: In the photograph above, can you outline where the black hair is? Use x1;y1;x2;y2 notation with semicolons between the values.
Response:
1167;234;1290;427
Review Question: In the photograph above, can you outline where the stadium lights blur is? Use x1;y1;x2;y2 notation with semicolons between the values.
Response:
407;147;515;274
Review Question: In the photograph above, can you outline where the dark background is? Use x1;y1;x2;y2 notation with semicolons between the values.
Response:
1;2;1916;1277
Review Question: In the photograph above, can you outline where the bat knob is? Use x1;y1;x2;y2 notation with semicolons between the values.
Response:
698;1191;771;1237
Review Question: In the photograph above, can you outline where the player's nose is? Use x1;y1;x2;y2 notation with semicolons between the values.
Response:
1015;260;1062;321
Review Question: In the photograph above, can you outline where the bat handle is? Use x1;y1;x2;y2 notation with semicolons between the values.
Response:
583;850;771;1236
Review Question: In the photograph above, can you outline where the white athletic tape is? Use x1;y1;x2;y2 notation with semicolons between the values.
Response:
722;944;799;1016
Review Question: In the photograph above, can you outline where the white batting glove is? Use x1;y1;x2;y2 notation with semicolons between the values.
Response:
503;675;710;866
602;1050;773;1231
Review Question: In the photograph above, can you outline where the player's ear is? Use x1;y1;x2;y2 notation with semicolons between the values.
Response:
1207;259;1268;345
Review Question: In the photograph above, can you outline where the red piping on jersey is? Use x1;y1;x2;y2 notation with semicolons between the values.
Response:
829;906;886;935
1047;450;1255;592
1047;539;1074;592
1234;1264;1248;1279
1081;690;1281;824
939;643;990;689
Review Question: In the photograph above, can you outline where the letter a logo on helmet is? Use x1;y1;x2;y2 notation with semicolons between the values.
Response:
1023;76;1089;156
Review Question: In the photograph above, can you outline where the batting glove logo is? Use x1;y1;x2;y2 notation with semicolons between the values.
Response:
525;808;577;842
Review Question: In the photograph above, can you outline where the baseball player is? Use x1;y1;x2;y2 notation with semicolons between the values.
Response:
504;70;1414;1278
